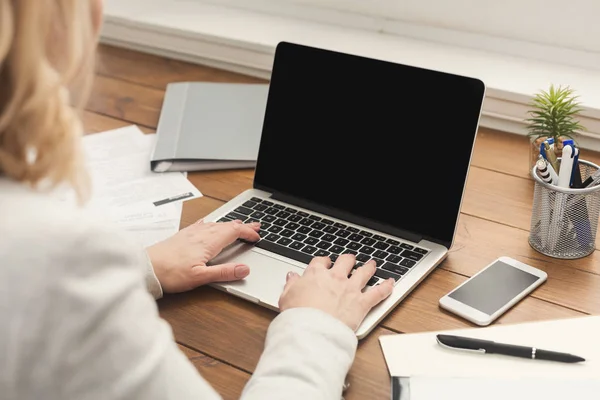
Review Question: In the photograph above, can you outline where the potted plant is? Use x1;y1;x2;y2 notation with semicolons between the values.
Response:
526;84;585;172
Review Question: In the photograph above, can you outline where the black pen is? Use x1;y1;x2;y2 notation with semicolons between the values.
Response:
436;334;586;363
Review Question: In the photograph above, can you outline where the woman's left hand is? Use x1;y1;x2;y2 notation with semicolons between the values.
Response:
146;219;261;293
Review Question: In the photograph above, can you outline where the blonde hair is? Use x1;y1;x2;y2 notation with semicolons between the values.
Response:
0;0;96;202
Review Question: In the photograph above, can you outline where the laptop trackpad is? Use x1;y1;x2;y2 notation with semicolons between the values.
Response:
210;242;305;308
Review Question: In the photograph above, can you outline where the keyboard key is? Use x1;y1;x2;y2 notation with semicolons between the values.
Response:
366;276;379;286
243;200;257;208
263;215;277;223
309;215;321;221
312;222;326;230
322;234;336;242
401;249;424;261
253;204;268;211
289;241;304;251
255;239;313;264
286;222;300;230
277;237;293;246
262;200;274;206
349;233;363;242
334;238;349;246
343;249;358;255
235;206;254;215
288;214;302;222
375;268;401;281
268;225;283;233
265;233;280;242
276;211;291;219
400;243;414;250
297;226;311;234
245;217;260;224
274;218;288;226
297;211;309;217
308;230;324;238
280;229;294;237
304;237;318;245
274;204;285;210
299;218;313;226
316;241;331;250
356;253;371;262
360;246;375;255
360;230;373;237
250;211;266;219
348;242;362;251
414;247;428;255
373;258;385;267
314;249;330;257
285;207;297;213
323;225;338;234
250;197;263;203
329;245;344;254
336;230;351;238
302;245;317;255
373;250;389;259
400;258;417;268
382;263;409;276
374;241;389;250
346;227;359;233
226;211;247;220
292;233;307;241
361;237;376;246
330;254;339;262
388;246;401;255
386;238;400;246
373;234;386;241
386;255;403;264
321;219;334;225
265;207;279;215
333;222;347;229
218;217;232;222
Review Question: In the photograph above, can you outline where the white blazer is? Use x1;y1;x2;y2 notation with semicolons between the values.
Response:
0;178;357;400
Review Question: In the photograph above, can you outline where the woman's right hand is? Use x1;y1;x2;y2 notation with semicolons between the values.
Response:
278;254;395;331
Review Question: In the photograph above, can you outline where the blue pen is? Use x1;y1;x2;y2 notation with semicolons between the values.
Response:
539;137;554;159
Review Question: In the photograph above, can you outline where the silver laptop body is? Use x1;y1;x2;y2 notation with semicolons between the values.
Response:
203;42;485;339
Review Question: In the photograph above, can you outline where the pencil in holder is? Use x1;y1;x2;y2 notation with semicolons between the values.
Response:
529;159;600;259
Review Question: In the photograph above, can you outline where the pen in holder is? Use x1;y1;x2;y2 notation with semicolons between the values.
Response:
529;158;600;259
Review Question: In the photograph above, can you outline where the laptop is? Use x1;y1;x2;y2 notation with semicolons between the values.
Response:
203;41;486;338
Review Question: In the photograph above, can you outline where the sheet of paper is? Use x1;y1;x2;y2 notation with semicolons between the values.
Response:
379;316;600;379
82;127;201;209
393;376;600;400
55;126;197;247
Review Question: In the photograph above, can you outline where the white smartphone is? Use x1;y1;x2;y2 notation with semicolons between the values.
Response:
439;256;547;326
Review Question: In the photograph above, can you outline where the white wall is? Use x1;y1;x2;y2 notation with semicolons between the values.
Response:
205;0;600;54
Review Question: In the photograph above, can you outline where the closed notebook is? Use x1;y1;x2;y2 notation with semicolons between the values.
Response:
151;82;269;172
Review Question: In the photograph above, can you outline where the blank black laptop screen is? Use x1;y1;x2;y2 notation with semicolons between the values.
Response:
254;42;485;247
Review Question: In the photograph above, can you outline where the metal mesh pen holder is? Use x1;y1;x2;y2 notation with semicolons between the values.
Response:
529;159;600;259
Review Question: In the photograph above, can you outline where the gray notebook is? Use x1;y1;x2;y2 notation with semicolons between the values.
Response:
151;82;269;172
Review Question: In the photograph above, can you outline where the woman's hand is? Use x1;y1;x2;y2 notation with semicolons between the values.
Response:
146;219;261;293
278;254;394;331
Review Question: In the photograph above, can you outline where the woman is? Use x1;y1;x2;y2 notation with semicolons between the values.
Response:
0;1;394;399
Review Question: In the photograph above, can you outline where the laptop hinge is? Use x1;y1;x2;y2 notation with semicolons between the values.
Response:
270;191;423;244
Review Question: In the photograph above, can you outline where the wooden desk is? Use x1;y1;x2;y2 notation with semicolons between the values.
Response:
87;44;600;400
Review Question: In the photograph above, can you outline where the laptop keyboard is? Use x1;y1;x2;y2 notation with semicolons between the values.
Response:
218;197;429;287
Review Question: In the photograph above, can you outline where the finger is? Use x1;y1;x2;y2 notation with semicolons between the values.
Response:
219;220;261;244
362;278;394;308
194;263;250;285
349;259;377;288
306;256;331;272
283;271;300;292
330;253;356;276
